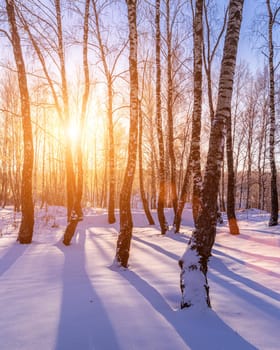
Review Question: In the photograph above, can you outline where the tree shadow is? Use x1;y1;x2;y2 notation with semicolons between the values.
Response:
238;231;280;247
213;246;280;279
210;254;280;308
133;235;280;316
214;242;280;263
133;236;180;261
0;242;29;277
118;269;258;350
54;228;120;350
87;228;115;262
165;231;191;244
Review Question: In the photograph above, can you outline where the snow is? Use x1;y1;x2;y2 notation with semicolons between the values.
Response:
179;243;210;310
0;206;279;350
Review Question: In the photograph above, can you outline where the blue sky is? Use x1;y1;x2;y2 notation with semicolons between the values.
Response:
237;0;267;70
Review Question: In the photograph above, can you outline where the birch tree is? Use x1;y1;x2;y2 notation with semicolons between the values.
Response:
63;0;91;244
166;0;178;215
266;0;279;226
75;0;90;225
92;0;127;224
226;110;240;234
6;0;34;244
179;0;244;308
202;1;239;233
54;0;81;230
174;0;203;231
190;0;203;224
255;70;269;210
156;0;167;234
115;0;138;268
139;58;155;225
244;85;256;209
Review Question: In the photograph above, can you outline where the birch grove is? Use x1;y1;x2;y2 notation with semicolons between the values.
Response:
0;0;279;307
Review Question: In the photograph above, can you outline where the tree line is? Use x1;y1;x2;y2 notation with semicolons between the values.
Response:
0;0;279;307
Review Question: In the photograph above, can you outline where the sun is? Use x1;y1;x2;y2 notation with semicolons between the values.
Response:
66;120;80;143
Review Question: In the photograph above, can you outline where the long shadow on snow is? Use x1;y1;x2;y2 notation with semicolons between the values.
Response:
0;242;29;277
54;227;120;350
87;228;115;256
82;213;119;230
133;236;181;261
119;269;257;350
213;247;280;280
210;255;280;314
165;231;191;243
238;231;280;247
214;242;280;263
133;236;279;315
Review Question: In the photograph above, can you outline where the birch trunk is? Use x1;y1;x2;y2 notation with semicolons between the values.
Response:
191;0;203;224
166;0;178;215
155;0;167;234
139;104;155;225
226;112;239;234
179;0;244;308
245;108;253;209
174;0;203;231
174;155;191;233
60;0;88;244
76;0;90;221
55;0;77;224
60;0;85;245
115;0;138;267
266;0;279;226
92;0;116;224
6;0;34;244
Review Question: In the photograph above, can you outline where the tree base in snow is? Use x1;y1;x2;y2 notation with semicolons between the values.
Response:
268;217;278;226
17;221;34;244
228;218;240;235
17;236;32;244
115;243;130;268
115;226;133;268
108;218;116;224
63;219;79;245
179;240;211;309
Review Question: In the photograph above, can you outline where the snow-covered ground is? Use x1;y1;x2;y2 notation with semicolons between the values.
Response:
0;206;279;350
